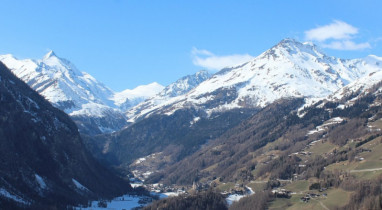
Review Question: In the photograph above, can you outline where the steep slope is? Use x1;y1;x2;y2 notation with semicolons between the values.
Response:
159;70;211;97
142;79;382;209
329;55;382;101
147;98;306;184
0;62;132;209
159;55;382;210
129;39;377;121
0;52;126;135
296;54;382;116
153;72;382;185
89;107;258;178
127;70;210;121
87;39;382;180
0;51;115;112
0;52;163;135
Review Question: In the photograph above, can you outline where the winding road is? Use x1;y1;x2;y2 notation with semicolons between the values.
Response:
350;167;382;173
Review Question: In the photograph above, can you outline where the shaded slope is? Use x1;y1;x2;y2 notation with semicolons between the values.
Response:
0;62;132;209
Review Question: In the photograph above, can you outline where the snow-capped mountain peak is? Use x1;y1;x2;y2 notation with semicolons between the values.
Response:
127;39;382;120
3;39;381;132
43;50;56;60
260;38;326;63
0;51;163;134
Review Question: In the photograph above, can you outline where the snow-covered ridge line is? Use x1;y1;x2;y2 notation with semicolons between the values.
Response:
0;52;163;133
126;70;211;122
127;39;382;121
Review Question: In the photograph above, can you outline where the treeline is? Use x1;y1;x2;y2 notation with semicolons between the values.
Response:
144;189;275;210
339;175;382;210
149;98;305;185
319;171;382;209
148;82;382;186
143;189;227;210
229;190;273;210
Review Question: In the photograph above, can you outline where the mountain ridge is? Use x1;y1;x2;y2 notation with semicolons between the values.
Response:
0;52;163;134
126;39;380;122
88;39;382;186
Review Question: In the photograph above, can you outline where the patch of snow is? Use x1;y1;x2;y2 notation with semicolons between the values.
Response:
69;102;112;117
330;117;344;123
0;188;29;205
307;127;325;135
163;192;180;197
74;194;156;210
307;117;344;135
226;186;254;206
135;157;146;164
190;116;201;125
246;186;255;195
142;171;153;179
35;174;47;189
226;194;245;205
72;179;89;191
130;183;144;188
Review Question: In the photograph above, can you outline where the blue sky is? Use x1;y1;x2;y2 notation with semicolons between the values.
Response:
1;0;381;91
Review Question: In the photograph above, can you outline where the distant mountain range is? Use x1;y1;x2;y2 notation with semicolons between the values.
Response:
0;52;215;135
130;39;382;120
3;39;382;164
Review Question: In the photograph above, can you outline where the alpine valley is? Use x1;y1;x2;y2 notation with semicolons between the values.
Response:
2;38;382;209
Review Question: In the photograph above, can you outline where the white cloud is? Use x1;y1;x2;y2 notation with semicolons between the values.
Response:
305;20;358;42
191;47;254;70
191;47;214;56
375;37;382;42
304;20;370;51
322;40;371;50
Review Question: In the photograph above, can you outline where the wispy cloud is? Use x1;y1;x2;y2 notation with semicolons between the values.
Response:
305;20;370;51
375;37;382;42
322;41;371;50
305;20;358;42
191;47;254;70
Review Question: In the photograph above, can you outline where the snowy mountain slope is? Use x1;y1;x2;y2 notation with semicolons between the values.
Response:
127;39;381;120
113;82;164;111
0;52;161;134
158;70;211;97
0;52;116;110
126;70;211;121
328;55;382;101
